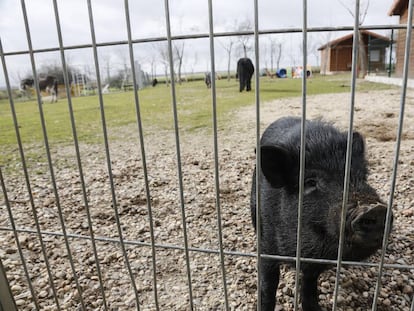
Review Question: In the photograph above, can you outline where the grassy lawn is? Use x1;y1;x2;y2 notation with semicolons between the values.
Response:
0;74;393;166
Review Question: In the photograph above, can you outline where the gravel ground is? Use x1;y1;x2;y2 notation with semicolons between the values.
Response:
1;89;414;310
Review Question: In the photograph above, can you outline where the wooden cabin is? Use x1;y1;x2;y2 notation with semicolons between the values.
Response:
318;30;391;75
389;0;414;77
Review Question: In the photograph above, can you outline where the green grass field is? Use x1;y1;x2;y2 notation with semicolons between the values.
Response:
0;74;393;166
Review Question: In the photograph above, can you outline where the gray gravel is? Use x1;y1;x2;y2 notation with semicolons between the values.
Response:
1;89;413;310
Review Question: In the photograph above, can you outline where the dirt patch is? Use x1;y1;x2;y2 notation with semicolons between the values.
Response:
357;121;414;142
1;89;414;310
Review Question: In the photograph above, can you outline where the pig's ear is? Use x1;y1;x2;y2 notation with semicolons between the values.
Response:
352;132;365;156
260;145;292;188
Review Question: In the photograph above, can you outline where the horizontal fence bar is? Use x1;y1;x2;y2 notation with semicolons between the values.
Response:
1;226;413;271
1;3;412;310
0;23;408;57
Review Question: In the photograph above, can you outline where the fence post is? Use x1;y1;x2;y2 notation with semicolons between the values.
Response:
0;259;17;311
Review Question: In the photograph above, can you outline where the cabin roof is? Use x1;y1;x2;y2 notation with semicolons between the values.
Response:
388;0;408;16
318;30;392;51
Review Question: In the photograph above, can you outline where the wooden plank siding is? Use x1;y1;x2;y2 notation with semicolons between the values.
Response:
394;7;414;77
389;0;414;78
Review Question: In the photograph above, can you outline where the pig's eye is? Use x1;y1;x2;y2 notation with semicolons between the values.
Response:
304;178;318;194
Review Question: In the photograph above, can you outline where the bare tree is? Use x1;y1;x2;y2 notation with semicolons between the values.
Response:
147;53;157;80
236;19;253;58
188;51;198;76
338;0;370;77
23;61;79;85
219;37;235;81
173;41;185;84
308;40;320;68
276;43;282;70
318;32;333;75
267;36;283;71
117;50;131;90
154;42;170;86
101;52;113;84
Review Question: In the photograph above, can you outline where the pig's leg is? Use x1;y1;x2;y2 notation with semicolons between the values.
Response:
246;76;252;91
301;265;323;311
260;258;280;311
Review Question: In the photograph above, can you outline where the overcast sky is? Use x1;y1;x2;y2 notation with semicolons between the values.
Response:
0;0;399;87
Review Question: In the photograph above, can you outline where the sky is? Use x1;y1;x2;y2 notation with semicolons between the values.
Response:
0;0;399;87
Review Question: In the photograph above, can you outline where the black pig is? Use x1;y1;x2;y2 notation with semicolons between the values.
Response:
250;117;390;311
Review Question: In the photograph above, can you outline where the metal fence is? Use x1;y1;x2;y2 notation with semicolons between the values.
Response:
1;0;414;310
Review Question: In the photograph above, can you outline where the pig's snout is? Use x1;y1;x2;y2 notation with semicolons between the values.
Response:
349;203;392;248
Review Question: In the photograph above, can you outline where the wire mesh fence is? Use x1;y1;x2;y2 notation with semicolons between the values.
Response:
1;0;414;310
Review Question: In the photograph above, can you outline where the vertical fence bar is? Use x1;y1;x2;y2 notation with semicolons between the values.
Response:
254;0;262;307
123;0;160;309
50;1;108;309
293;0;308;310
162;0;194;308
85;1;141;309
20;0;87;309
0;41;41;311
0;168;24;311
0;42;61;311
388;29;394;78
411;295;414;311
332;1;360;311
0;259;16;311
371;0;414;310
253;0;263;309
206;1;229;310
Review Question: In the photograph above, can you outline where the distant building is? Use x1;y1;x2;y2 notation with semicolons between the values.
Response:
389;0;414;77
318;30;392;75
